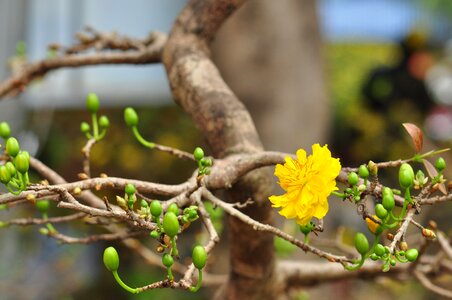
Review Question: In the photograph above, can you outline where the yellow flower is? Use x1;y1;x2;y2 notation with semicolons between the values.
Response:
269;144;341;225
365;215;382;234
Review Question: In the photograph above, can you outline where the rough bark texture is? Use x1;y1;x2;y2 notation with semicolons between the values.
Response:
212;0;330;152
162;0;276;299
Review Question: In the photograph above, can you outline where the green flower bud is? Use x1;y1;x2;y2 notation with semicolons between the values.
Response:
348;172;359;186
375;203;388;219
374;243;386;257
162;253;174;268
124;107;139;127
200;157;212;167
399;163;414;189
150;230;159;239
103;246;119;272
116;196;127;210
36;200;50;213
14;152;29;174
21;150;30;161
6;137;20;157
86;93;100;113
299;223;313;235
0;166;11;184
354;232;369;255
80;122;90;134
150;200;162;217
5;162;16;177
192;245;207;269
435;157;446;172
167;203;179;215
163;212;179;238
368;160;378;176
193;147;204;161
370;253;379;261
0;122;11;139
140;199;149;208
358;164;369;179
405;248;419;262
398;250;405;256
124;183;136;195
98;115;110;128
39;228;49;235
382;187;395;211
390;259;396;266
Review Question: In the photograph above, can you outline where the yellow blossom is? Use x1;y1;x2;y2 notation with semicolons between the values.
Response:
365;215;382;234
269;144;341;225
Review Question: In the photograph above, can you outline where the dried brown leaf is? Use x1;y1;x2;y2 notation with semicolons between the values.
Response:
403;123;423;153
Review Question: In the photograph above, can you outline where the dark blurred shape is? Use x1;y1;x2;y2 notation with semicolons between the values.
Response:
363;30;434;115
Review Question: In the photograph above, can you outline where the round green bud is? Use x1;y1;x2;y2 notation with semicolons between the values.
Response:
124;183;136;195
163;212;179;238
399;163;414;189
0;166;11;184
382;187;395;211
167;203;179;215
103;246;119;272
99;115;110;128
299;223;313;235
375;203;388;219
354;232;369;255
390;259;396;266
374;243;386;257
150;230;159;239
345;188;352;194
86;93;100;113
140;199;149;208
0;122;11;139
36;200;50;213
405;248;419;262
124;107;139;127
6;137;20;157
5;162;16;177
370;253;379;261
188;209;198;220
193;147;204;161
192;245;207;270
435;157;446;172
358;164;369;179
181;215;190;224
398;250;405;257
14;152;29;174
200;157;212;167
80;122;90;134
348;172;359;186
21;150;30;161
150;200;162;217
162;253;174;268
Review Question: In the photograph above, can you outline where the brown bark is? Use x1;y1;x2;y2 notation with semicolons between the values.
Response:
162;0;276;298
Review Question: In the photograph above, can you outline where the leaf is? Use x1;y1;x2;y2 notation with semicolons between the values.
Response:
423;159;438;178
403;123;423;153
423;159;447;195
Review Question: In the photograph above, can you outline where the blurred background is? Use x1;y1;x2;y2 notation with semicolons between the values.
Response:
0;0;452;299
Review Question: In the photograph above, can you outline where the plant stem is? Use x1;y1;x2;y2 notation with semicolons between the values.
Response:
91;113;99;138
189;269;203;292
112;271;139;294
132;126;155;148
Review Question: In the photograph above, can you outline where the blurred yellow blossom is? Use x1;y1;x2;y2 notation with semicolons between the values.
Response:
269;144;341;225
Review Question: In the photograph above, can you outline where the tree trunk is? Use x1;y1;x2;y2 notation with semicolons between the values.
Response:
212;0;330;152
162;0;277;299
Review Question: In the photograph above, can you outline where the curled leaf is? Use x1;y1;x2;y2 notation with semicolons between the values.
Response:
403;123;423;153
